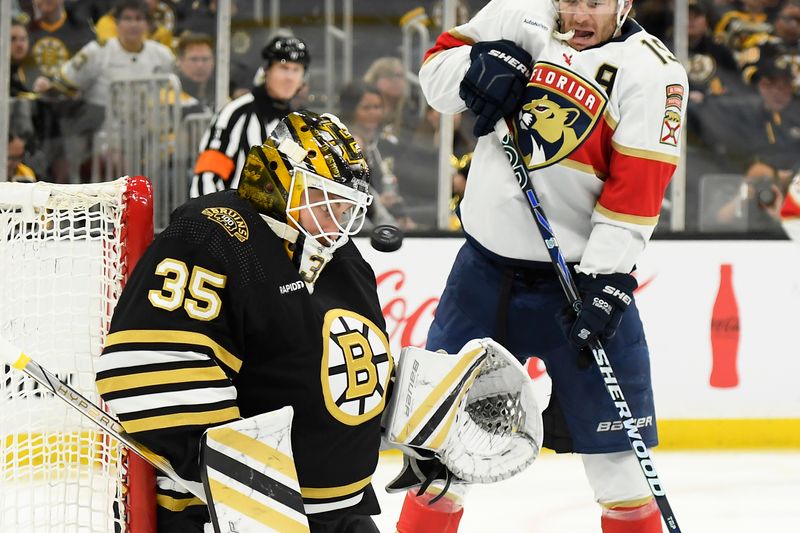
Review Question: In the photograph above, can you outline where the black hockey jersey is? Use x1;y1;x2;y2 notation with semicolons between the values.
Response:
97;191;393;530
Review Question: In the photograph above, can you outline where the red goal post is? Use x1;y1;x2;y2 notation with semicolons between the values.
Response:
0;177;157;533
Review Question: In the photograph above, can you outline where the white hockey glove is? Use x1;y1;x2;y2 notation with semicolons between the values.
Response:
384;338;543;484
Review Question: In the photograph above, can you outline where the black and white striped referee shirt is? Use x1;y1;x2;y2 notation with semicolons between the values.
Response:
190;85;291;196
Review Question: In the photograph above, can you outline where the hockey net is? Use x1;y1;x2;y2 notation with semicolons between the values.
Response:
0;177;156;533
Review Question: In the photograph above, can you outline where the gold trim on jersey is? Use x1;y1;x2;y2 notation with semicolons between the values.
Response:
610;140;679;165
96;366;229;395
594;204;660;226
207;478;309;532
558;158;603;178
422;29;475;65
156;493;206;512
300;474;373;499
211;427;298;482
601;496;655;510
105;330;243;372
121;406;241;434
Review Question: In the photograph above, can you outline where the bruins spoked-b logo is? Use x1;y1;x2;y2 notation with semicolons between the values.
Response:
320;309;394;426
514;63;607;170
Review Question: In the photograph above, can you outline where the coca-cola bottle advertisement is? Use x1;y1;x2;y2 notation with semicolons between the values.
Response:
709;263;740;388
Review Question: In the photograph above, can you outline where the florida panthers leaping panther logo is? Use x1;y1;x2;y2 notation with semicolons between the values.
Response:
514;63;608;170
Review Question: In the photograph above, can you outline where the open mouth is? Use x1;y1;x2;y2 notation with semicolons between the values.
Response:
573;29;594;40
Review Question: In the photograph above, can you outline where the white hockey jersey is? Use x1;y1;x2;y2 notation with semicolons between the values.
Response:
60;37;174;107
781;173;800;243
420;0;688;274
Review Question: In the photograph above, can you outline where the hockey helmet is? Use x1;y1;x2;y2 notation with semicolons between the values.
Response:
238;110;372;249
261;36;310;68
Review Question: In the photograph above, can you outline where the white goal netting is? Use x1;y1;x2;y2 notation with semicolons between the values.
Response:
0;178;154;533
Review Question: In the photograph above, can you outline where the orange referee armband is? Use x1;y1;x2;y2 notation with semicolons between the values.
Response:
194;150;235;181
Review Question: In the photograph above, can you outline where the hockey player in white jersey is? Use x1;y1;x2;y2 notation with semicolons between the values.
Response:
394;0;688;532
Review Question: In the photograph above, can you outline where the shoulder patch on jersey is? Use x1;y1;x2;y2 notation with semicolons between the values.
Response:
513;62;608;170
320;309;393;426
659;84;684;147
202;207;249;242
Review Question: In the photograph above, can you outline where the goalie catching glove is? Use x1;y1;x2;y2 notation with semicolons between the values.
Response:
383;338;543;484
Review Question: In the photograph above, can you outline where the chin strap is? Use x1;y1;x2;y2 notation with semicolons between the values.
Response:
260;214;337;294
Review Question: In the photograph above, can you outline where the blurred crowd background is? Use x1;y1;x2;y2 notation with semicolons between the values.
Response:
4;0;800;235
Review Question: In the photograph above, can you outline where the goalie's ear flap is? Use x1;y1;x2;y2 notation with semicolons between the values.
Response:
200;407;310;533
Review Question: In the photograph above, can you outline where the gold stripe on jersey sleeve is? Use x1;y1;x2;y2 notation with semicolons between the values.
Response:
121;406;241;434
96;366;229;395
610;140;679;165
558;158;604;178
156;493;206;512
207;478;309;532
595;204;660;226
105;330;243;372
300;474;373;499
211;427;298;482
603;111;618;131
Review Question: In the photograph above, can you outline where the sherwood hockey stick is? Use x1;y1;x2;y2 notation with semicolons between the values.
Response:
0;336;311;533
494;120;681;532
0;336;207;502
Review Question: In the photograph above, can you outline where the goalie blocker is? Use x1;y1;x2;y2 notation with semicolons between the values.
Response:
383;338;543;484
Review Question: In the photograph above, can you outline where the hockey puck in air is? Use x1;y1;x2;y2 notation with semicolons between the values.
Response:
370;224;403;252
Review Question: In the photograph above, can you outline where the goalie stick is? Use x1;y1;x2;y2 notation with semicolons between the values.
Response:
0;336;206;502
494;120;682;533
0;336;312;533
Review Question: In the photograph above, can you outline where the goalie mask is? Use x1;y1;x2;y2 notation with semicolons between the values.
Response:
238;110;373;292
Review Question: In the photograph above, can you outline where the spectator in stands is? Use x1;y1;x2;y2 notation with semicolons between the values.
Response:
25;0;95;182
740;0;800;90
6;134;38;183
714;0;773;52
714;159;790;230
688;0;745;103
10;18;37;95
338;81;416;230
47;0;174;180
94;0;175;47
176;32;215;113
696;51;800;171
27;0;94;83
363;57;418;137
190;35;308;196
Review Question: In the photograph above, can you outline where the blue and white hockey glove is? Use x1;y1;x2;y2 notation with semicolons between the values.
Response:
459;40;533;137
564;272;638;348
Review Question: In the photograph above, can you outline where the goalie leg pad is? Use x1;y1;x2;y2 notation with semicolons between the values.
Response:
201;406;310;533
